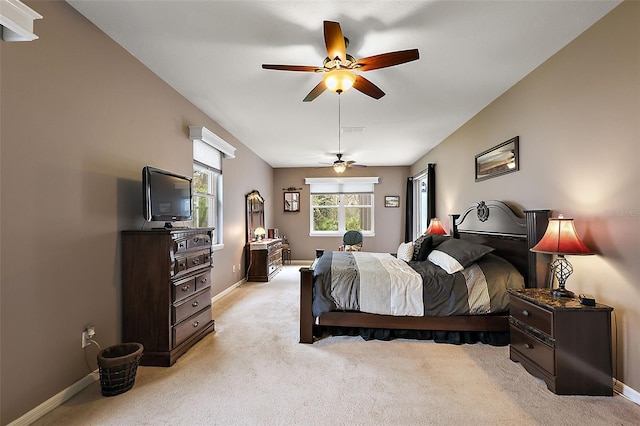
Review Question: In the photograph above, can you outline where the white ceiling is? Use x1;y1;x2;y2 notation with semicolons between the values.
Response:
66;0;619;169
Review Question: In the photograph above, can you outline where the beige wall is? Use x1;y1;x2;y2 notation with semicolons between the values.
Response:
412;1;640;392
0;1;272;423
273;166;410;259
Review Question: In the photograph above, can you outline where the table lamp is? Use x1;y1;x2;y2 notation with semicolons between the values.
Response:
530;215;593;297
425;218;447;235
254;227;266;241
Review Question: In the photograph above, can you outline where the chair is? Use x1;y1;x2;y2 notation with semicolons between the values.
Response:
281;238;291;264
341;230;363;251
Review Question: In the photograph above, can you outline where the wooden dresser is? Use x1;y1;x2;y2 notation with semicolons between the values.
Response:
246;238;283;282
122;228;215;366
508;288;613;395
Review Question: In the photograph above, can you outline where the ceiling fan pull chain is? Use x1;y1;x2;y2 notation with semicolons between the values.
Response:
338;94;341;154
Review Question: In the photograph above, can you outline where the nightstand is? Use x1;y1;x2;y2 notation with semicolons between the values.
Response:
508;288;613;396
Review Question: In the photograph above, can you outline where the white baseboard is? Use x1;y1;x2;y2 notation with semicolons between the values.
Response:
8;370;99;426
212;277;245;303
615;379;640;405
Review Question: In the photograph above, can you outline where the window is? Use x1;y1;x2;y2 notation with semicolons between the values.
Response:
414;171;429;237
189;126;236;248
193;163;221;241
305;177;378;236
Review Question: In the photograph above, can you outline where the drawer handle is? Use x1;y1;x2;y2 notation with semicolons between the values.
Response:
192;301;199;307
522;310;530;317
193;237;200;243
524;343;532;349
181;285;190;292
192;258;200;265
201;278;208;284
192;320;199;328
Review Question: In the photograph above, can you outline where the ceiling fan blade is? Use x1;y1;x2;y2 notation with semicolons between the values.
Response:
262;64;322;72
353;75;385;99
355;49;420;71
303;81;327;102
324;21;346;63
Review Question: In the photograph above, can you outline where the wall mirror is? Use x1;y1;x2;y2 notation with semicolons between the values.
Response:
246;190;265;242
284;191;300;212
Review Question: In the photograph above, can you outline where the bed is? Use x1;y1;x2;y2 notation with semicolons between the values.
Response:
299;200;551;344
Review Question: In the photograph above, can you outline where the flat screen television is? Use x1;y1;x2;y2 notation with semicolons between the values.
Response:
142;166;193;227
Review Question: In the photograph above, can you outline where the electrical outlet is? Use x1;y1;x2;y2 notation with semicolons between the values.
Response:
81;326;95;348
232;264;236;273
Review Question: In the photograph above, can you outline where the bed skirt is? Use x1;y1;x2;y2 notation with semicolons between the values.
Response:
314;325;510;346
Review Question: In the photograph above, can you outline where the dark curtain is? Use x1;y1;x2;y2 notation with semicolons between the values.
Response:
404;177;413;242
427;163;436;222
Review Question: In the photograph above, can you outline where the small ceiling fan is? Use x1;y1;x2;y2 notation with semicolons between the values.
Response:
262;20;419;101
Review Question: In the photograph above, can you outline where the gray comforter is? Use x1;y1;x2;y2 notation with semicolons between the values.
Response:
312;251;524;318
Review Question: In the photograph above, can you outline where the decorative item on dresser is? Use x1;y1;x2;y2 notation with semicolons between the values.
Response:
299;200;551;344
509;288;613;395
121;228;215;367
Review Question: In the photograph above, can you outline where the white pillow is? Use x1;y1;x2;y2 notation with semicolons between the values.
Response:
427;250;464;273
397;242;414;262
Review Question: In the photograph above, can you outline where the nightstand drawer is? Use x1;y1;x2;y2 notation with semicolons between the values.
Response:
510;325;555;374
510;296;553;336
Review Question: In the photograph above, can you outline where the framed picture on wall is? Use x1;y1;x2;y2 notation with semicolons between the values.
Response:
384;195;400;208
475;136;519;181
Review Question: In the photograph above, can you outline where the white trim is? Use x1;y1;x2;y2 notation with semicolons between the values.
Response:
1;0;42;41
305;177;379;185
211;278;245;303
7;371;99;426
189;125;236;159
615;380;640;406
212;243;224;252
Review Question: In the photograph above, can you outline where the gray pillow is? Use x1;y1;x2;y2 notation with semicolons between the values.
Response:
427;239;494;274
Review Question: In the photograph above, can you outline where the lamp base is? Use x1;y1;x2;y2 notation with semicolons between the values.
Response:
551;287;575;298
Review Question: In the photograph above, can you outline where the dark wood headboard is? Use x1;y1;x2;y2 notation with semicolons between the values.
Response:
449;200;550;288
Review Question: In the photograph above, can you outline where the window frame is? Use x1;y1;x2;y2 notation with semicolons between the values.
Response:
309;192;375;237
192;162;222;246
306;177;378;237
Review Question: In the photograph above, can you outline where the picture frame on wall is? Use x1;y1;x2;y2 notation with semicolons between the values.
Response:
384;195;400;208
475;136;519;182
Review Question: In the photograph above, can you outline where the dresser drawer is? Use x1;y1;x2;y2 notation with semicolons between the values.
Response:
511;325;555;374
174;234;212;254
173;288;211;324
172;275;196;303
186;234;210;249
173;306;212;347
173;249;211;277
510;295;553;336
194;270;211;292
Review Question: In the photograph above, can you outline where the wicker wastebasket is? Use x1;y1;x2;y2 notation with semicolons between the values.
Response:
97;342;143;397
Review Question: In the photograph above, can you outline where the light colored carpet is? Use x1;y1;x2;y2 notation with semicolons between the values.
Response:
33;266;639;425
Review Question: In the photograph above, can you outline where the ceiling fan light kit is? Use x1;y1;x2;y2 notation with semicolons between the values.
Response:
323;69;356;94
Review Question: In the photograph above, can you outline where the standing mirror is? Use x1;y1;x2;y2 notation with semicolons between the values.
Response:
284;191;300;212
246;190;265;242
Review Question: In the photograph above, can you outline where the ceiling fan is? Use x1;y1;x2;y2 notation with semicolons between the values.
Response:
262;20;419;101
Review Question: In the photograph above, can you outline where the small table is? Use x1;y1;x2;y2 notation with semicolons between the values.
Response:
508;288;613;395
